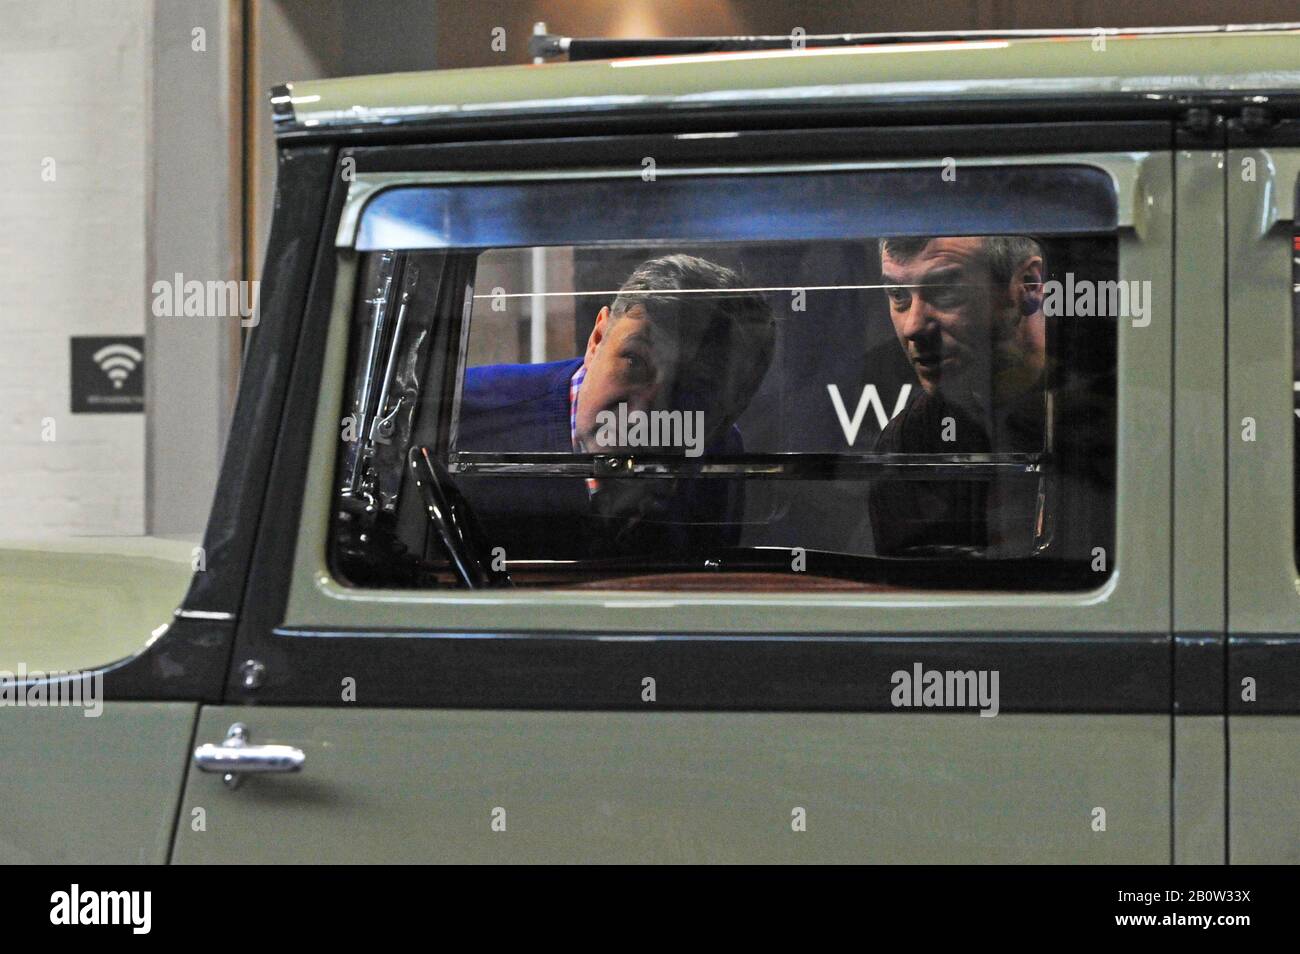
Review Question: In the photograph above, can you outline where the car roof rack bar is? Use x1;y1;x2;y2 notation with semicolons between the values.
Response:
528;23;1300;62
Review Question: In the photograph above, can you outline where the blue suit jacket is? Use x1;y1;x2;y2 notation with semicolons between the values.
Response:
454;358;744;560
457;358;582;453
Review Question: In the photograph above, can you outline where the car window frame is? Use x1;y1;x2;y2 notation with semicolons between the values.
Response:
286;149;1169;636
219;127;1177;712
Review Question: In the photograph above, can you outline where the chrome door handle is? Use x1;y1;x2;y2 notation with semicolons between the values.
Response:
193;723;304;788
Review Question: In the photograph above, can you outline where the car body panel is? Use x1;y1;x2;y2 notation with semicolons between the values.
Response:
1228;716;1300;863
0;537;194;673
1225;145;1300;862
1174;716;1226;864
0;702;197;864
1169;149;1228;863
279;30;1300;133
1225;146;1300;634
1172;150;1227;635
174;707;1167;863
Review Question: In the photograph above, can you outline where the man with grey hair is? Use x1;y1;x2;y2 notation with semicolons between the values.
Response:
571;254;775;458
870;235;1047;557
457;253;776;557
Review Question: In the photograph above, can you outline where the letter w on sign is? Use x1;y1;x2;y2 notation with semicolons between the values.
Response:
826;384;911;446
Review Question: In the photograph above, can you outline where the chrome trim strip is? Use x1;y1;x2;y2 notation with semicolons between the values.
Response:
289;73;1300;133
174;608;236;621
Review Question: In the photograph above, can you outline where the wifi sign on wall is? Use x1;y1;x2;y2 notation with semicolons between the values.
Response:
71;336;145;413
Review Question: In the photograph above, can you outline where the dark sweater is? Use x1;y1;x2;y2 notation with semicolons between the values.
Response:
869;386;1046;557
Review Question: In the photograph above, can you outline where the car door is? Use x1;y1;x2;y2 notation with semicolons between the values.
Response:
1224;124;1300;863
171;122;1178;864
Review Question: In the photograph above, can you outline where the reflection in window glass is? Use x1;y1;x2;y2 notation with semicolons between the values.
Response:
332;174;1119;593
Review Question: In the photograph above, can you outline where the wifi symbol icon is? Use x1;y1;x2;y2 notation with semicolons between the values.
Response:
72;335;145;413
93;343;144;389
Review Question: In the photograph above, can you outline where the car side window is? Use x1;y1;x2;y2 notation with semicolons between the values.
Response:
330;167;1119;592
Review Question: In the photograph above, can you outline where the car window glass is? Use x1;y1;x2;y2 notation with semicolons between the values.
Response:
333;169;1119;592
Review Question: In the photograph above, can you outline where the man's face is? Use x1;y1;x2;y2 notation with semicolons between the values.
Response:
880;237;1009;398
575;304;734;453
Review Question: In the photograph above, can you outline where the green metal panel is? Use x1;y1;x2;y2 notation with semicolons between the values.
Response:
1172;150;1227;634
1169;151;1227;865
284;153;1174;635
1225;147;1300;860
173;707;1169;864
1174;716;1225;864
0;537;195;673
0;702;196;864
281;31;1300;132
1225;147;1300;632
1229;716;1300;863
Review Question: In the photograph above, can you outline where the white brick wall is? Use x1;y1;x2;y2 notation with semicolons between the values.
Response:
0;0;150;537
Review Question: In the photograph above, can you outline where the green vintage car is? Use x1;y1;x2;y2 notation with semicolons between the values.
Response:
4;24;1300;864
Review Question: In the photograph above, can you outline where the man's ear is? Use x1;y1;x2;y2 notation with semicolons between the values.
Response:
584;306;610;367
1016;256;1044;318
